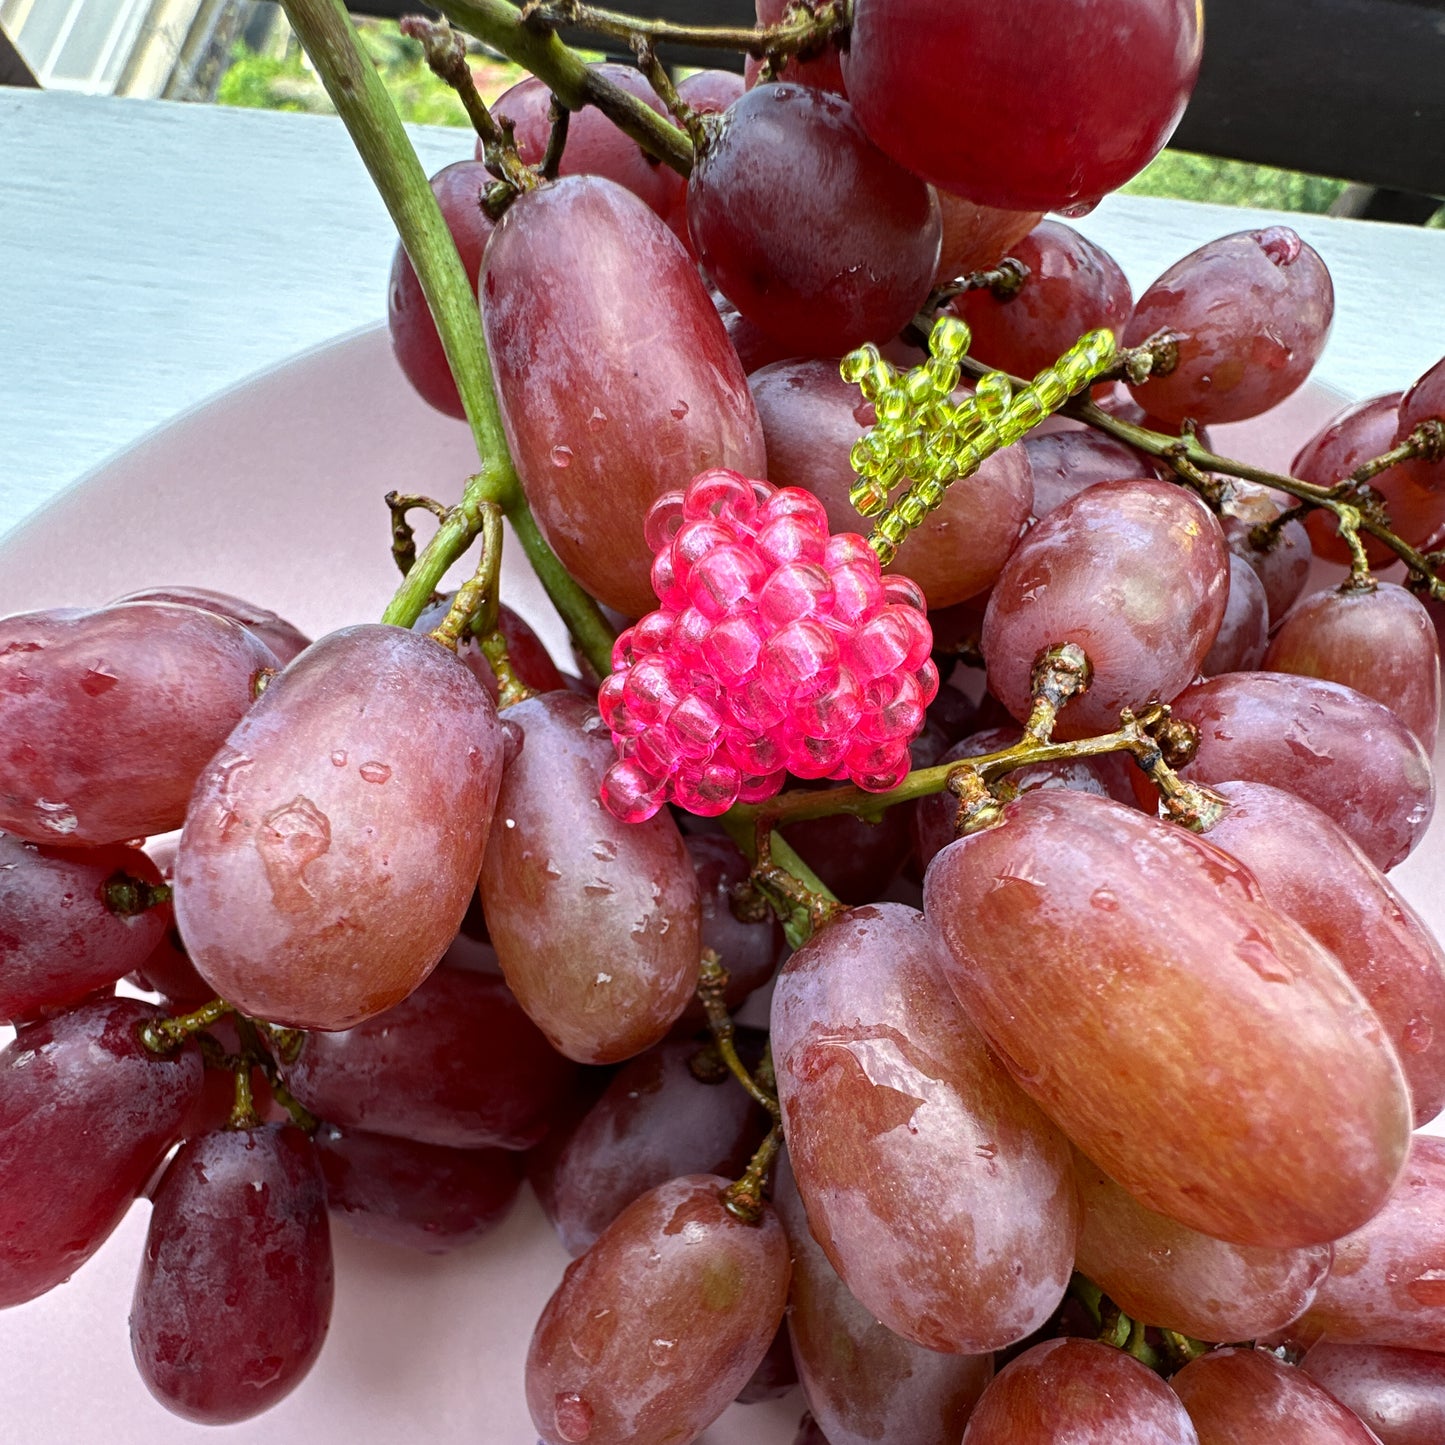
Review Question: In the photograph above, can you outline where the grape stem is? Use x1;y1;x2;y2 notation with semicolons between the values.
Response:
140;998;234;1055
926;257;1030;309
717;816;844;949
385;492;450;580
696;950;781;1122
955;354;1445;600
517;0;846;62
722;1122;784;1225
282;0;617;676
101;872;173;917
426;0;695;175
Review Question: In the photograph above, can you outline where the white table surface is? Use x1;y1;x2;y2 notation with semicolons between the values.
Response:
2;85;1445;533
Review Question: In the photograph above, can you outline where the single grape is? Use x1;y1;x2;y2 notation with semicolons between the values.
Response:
0;997;202;1308
0;601;278;845
0;832;168;1023
315;1125;520;1254
982;480;1229;739
1073;1150;1332;1342
1395;356;1445;494
950;222;1131;379
1293;392;1445;566
774;1155;994;1445
933;192;1041;285
525;1174;791;1445
174;624;506;1031
924;789;1412;1248
482;175;765;617
1168;672;1435;871
111;585;311;663
1302;1342;1445;1445
1020;430;1160;520
1199;779;1445;1126
491;65;683;219
1287;1135;1445;1353
842;0;1202;212
961;1338;1200;1444
1171;1347;1380;1444
1202;552;1270;676
284;963;574;1150
736;1323;799;1403
478;690;701;1064
772;903;1078;1351
131;1124;333;1424
1219;481;1315;626
749;357;1034;608
528;1037;764;1256
687;85;941;356
1125;228;1335;427
1264;582;1441;746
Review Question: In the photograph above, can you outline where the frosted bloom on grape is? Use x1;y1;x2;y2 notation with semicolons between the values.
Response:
600;469;934;821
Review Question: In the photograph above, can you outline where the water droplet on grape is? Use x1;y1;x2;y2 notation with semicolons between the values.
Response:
590;840;618;862
1059;199;1098;219
543;859;562;880
550;445;574;468
670;400;690;420
1403;1014;1435;1054
975;1141;998;1160
553;1391;595;1442
330;750;347;767
79;667;118;697
587;407;608;431
34;799;78;834
583;880;614;897
648;1337;678;1366
358;762;391;784
1408;1269;1445;1306
1089;887;1119;912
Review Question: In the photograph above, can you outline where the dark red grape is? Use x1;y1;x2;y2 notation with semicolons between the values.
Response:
924;789;1412;1248
1395;356;1445;494
736;1322;799;1404
1220;482;1315;625
489;65;682;220
175;624;506;1031
1125;228;1335;427
1202;552;1270;676
131;1125;333;1424
687;85;941;356
112;585;311;663
934;192;1041;284
982;480;1229;739
961;1338;1199;1443
1302;1343;1445;1445
528;1038;763;1255
773;903;1078;1351
0;997;202;1308
0;832;167;1023
386;160;496;418
950;222;1131;379
315;1125;520;1253
482;175;764;617
1264;583;1441;746
1169;671;1434;871
775;1155;994;1445
1171;1347;1380;1443
412;595;566;699
0;602;277;845
525;1174;790;1445
478;690;701;1064
843;0;1202;212
1021;431;1160;520
284;963;574;1150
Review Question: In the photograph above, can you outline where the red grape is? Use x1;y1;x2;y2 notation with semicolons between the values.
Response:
0;602;278;845
746;0;846;92
772;903;1078;1351
482;175;764;617
1302;1343;1445;1445
1125;228;1335;427
842;0;1202;212
0;997;202;1308
477;690;701;1064
1395;356;1445;494
1202;553;1270;676
982;480;1229;739
525;1174;790;1445
687;85;941;356
934;192;1041;285
131;1125;333;1423
1263;583;1441;746
1220;481;1315;626
412;595;566;699
924;789;1411;1248
112;584;311;663
950;222;1131;379
1021;431;1160;520
175;624;506;1031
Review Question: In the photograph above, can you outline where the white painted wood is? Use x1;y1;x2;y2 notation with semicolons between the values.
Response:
1;87;1443;539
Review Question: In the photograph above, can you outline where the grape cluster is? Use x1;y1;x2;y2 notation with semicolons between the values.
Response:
596;469;938;822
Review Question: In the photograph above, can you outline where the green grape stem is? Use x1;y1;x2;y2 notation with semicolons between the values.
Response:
696;950;782;1121
954;353;1445;601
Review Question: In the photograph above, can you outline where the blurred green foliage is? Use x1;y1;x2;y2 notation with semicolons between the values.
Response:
1122;149;1346;213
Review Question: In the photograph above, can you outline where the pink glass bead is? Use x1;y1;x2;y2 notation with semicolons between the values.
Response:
600;471;937;819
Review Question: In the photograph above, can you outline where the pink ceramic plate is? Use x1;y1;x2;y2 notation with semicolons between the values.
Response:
0;328;1435;1444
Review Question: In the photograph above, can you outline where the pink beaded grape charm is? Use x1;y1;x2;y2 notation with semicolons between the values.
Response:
599;469;937;821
